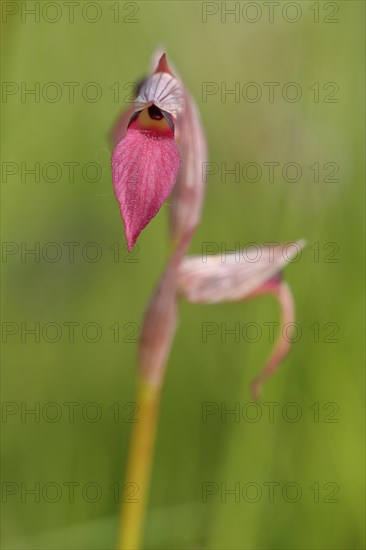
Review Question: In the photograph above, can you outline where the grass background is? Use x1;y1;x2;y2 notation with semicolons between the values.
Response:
1;1;364;548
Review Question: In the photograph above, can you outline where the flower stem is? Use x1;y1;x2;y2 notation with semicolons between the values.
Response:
117;378;161;550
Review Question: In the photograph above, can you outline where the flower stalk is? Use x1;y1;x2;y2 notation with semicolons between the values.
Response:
117;380;161;550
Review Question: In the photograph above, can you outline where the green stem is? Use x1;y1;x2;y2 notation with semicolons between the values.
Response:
117;379;161;549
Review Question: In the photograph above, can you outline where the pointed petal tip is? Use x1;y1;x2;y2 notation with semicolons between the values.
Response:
154;53;172;75
123;221;139;253
126;238;136;253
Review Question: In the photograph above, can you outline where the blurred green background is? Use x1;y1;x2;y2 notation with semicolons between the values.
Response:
1;1;364;549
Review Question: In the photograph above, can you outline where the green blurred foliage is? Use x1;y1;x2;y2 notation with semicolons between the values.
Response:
1;1;364;548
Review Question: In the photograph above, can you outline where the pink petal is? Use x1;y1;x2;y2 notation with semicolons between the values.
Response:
112;128;180;251
177;241;305;303
177;242;305;397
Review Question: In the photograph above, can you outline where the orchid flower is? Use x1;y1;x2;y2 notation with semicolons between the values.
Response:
112;54;183;251
111;51;303;395
111;50;305;549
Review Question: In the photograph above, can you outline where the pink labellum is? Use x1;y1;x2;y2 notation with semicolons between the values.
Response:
112;125;180;251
